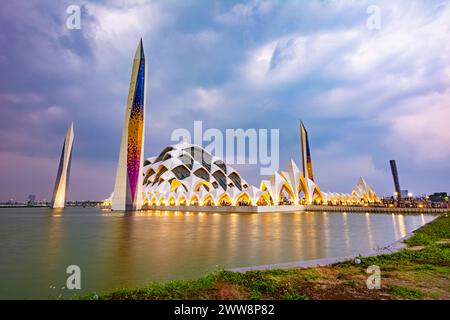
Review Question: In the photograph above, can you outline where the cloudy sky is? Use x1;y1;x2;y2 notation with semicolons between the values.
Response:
1;0;449;202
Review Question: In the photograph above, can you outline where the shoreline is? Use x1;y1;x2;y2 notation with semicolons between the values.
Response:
143;204;447;214
1;205;446;214
227;215;440;273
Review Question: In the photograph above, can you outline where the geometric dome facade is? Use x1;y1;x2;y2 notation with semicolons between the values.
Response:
139;141;381;207
143;141;249;192
143;142;256;206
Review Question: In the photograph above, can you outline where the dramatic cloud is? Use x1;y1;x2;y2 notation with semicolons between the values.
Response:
0;0;449;201
386;90;450;163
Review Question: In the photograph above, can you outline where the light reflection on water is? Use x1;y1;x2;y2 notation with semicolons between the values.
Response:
365;213;374;249
0;207;436;299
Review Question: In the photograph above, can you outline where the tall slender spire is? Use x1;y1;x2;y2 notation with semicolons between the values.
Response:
51;122;74;209
112;40;148;211
300;121;314;182
134;38;145;60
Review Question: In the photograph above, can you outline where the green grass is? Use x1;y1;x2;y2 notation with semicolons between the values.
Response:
85;273;219;300
84;268;322;300
389;285;425;300
405;214;450;246
282;291;309;300
358;243;450;269
358;214;450;271
86;213;450;300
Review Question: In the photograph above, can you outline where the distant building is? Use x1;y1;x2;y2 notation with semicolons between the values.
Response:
429;192;448;203
27;194;36;205
400;190;410;198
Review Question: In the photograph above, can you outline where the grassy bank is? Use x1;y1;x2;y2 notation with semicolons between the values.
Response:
86;213;450;300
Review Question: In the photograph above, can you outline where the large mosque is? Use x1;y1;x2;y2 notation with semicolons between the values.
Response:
102;40;379;212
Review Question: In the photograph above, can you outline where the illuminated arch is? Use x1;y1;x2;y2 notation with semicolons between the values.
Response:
330;194;337;204
368;189;374;203
373;193;380;203
235;192;252;206
203;194;214;206
279;182;296;205
298;175;310;203
312;185;323;204
256;191;271;206
218;193;232;206
157;196;166;206
178;195;187;206
168;195;176;206
260;181;277;205
189;194;199;206
341;195;348;205
363;191;369;203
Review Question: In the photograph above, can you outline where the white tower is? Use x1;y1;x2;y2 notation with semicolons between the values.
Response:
112;40;147;211
51;122;74;209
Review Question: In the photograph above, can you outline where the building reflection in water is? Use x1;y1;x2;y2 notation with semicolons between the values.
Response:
397;214;407;238
43;210;64;294
391;213;399;240
229;213;239;262
420;214;426;226
303;212;319;260
272;213;283;262
365;213;374;250
42;209;435;298
290;212;302;259
248;213;259;261
322;212;331;257
342;212;351;255
46;211;63;261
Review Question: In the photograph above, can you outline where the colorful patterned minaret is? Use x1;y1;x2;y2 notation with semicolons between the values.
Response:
112;39;147;211
51;122;74;209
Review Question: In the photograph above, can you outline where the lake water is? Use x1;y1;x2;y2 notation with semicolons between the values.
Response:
0;207;435;299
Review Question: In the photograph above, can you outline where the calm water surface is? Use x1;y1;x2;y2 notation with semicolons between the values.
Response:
0;207;435;299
